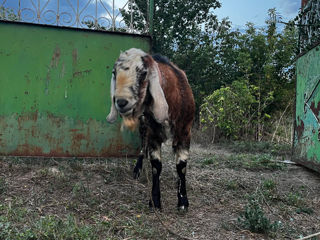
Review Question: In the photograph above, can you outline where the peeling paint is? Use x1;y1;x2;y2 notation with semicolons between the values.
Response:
0;21;151;157
0;112;140;157
310;101;320;117
294;42;320;172
296;117;305;139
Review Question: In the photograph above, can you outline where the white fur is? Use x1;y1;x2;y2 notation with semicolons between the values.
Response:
106;48;169;126
148;63;169;123
106;73;118;123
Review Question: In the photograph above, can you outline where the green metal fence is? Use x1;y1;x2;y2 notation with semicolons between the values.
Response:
293;43;320;171
0;21;151;157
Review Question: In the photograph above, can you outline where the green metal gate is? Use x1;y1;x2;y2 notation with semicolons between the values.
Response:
293;0;320;171
0;21;151;157
294;44;320;171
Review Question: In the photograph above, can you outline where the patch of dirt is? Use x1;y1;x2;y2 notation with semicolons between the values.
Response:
0;143;320;239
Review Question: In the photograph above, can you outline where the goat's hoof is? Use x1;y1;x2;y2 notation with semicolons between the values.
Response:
133;167;141;179
177;205;188;212
177;195;189;211
149;199;161;210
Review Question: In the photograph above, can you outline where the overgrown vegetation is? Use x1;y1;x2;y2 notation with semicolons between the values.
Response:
0;143;318;239
122;2;297;142
0;213;97;240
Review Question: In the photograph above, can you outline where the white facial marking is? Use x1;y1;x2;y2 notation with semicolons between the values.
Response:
113;48;147;116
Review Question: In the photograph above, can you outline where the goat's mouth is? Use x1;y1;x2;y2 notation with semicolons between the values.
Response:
118;102;138;117
118;108;133;116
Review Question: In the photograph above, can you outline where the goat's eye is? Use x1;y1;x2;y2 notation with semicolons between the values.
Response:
138;71;147;84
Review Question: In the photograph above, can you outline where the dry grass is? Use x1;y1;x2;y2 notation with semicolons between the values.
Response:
0;142;320;239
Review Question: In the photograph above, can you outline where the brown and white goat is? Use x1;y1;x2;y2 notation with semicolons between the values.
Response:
106;48;195;210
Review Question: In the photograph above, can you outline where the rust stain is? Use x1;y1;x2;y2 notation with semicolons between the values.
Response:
6;144;139;158
51;46;61;68
25;74;31;84
310;101;320;117
72;48;78;66
70;129;80;132
73;69;92;78
2;113;139;158
296;117;305;139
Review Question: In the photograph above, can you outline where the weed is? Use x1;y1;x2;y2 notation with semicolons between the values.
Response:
296;207;314;215
238;194;279;234
261;179;278;202
262;179;276;190
202;156;217;166
225;180;239;190
71;181;98;208
286;192;303;207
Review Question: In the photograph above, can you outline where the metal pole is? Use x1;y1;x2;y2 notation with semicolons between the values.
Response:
57;0;60;26
149;0;154;36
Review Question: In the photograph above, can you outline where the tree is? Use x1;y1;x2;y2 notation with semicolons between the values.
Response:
0;6;19;21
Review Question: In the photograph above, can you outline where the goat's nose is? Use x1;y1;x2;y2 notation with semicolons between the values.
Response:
116;98;128;108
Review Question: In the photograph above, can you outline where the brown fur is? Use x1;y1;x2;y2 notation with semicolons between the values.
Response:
157;62;195;149
108;48;195;209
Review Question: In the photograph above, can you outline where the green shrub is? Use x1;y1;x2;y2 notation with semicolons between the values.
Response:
200;80;273;140
238;195;279;234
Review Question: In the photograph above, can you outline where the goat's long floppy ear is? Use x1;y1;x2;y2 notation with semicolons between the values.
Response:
144;56;169;123
106;73;118;123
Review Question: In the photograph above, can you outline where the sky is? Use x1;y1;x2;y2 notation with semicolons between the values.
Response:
1;0;302;30
214;0;301;29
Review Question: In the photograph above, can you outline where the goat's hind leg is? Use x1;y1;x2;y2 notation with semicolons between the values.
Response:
175;145;190;211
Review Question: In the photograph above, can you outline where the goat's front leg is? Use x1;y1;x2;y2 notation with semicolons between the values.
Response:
133;151;144;179
133;117;147;179
149;144;162;209
176;148;189;210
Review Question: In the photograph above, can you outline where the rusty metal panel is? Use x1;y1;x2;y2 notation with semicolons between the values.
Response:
293;44;320;172
0;21;151;157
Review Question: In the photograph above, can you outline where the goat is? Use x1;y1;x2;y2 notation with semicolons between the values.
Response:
106;48;195;210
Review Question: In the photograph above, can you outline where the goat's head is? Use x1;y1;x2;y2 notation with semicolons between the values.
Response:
106;48;168;130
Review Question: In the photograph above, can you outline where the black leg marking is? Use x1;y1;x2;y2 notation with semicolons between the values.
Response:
177;161;189;210
133;153;143;179
149;159;162;209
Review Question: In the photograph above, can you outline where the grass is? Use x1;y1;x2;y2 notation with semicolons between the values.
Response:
220;141;291;157
0;213;97;240
0;141;318;240
202;152;286;171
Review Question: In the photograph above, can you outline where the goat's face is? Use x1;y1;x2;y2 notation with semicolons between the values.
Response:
106;48;169;129
112;49;147;117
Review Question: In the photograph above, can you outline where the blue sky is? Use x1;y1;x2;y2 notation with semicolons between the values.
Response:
2;0;301;30
214;0;301;29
